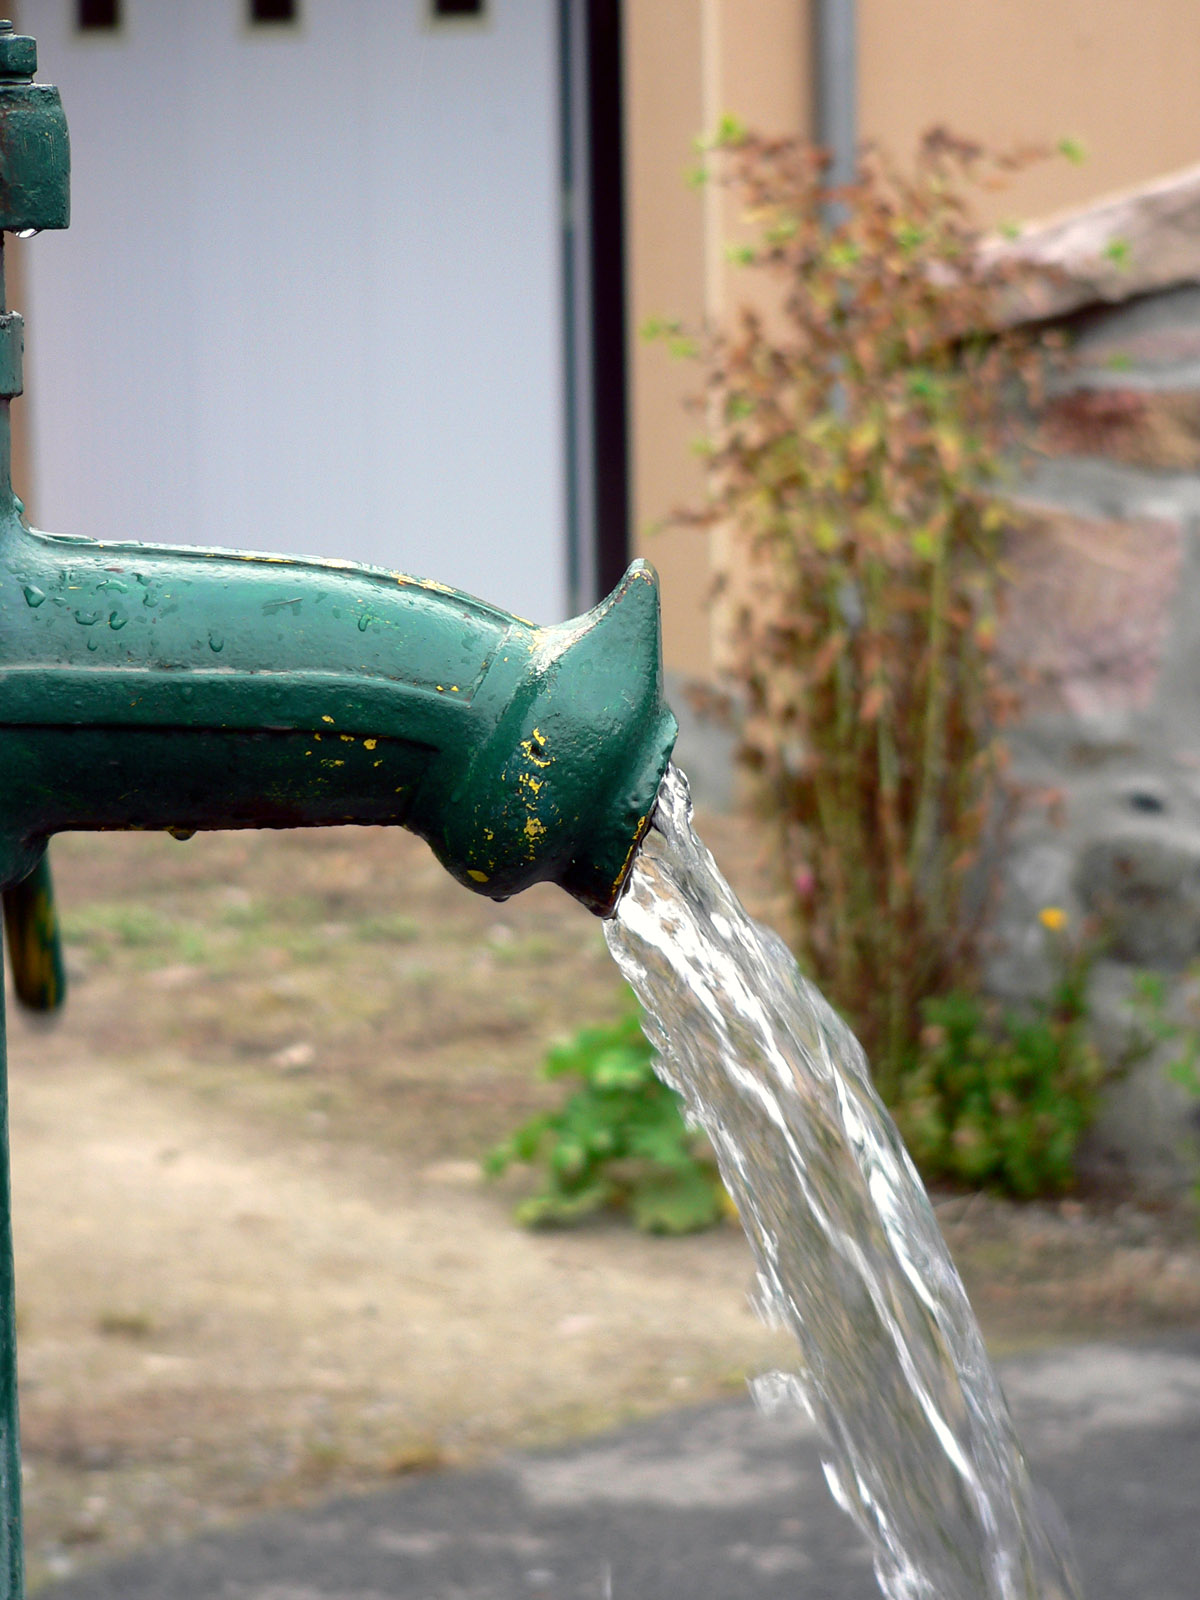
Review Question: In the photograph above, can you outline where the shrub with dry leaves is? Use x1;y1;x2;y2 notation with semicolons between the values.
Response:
665;125;1062;1096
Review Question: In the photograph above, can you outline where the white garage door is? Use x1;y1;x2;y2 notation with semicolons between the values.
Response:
18;0;568;624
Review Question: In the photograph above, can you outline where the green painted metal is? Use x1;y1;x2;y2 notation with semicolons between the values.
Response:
0;531;676;914
0;990;18;1600
0;26;676;1591
0;22;69;237
1;854;64;1013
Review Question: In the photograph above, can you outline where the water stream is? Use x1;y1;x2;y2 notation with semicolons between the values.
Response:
604;765;1082;1600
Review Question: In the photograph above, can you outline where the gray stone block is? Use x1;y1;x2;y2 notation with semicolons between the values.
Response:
1076;828;1200;967
1078;963;1200;1194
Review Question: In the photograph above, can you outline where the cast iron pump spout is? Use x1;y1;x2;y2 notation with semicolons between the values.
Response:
0;526;677;915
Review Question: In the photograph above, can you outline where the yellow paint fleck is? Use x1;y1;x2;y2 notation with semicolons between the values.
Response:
340;733;354;743
467;869;489;883
609;813;651;904
374;759;383;768
363;738;377;751
321;714;335;724
523;817;547;841
519;731;552;769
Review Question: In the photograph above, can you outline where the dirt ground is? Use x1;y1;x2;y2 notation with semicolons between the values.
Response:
5;809;1200;1591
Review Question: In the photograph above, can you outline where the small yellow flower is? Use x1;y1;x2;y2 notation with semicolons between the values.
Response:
1038;906;1067;932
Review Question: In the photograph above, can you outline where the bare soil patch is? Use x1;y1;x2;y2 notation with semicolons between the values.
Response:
5;811;1200;1590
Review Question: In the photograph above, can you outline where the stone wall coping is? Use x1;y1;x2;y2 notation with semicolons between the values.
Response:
984;162;1200;326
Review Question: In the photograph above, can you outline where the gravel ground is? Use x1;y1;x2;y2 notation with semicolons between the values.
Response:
4;812;1199;1592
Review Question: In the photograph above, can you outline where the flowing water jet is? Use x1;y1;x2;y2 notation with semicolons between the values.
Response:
606;765;1082;1600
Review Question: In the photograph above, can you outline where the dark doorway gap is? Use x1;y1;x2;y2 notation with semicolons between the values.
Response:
249;0;298;25
583;0;630;600
77;0;120;32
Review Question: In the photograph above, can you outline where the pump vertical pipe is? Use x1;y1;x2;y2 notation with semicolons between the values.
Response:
0;20;71;1594
0;230;24;1600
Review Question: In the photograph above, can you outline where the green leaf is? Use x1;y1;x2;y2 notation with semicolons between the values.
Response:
639;315;684;345
590;1047;652;1090
906;369;941;402
627;1116;695;1166
516;1182;615;1228
910;527;936;560
826;240;862;269
895;222;928;252
549;1139;591;1179
487;992;732;1232
714;112;747;148
764;215;799;246
629;1169;725;1234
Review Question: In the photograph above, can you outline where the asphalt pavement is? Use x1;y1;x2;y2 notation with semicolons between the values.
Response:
40;1336;1200;1600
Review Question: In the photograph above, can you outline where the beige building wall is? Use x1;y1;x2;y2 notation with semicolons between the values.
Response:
625;0;809;678
627;0;1200;677
861;0;1200;225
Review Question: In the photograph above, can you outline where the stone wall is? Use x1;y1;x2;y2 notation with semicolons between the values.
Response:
995;261;1200;1192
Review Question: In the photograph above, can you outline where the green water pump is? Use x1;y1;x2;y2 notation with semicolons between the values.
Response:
0;23;676;1594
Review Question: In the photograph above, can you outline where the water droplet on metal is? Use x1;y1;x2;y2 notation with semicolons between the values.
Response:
166;827;195;842
85;637;98;651
109;611;127;630
74;609;100;625
14;228;40;241
208;629;224;653
358;613;372;632
22;584;44;607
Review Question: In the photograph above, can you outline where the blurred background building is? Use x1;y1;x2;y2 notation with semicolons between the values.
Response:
10;0;1200;655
